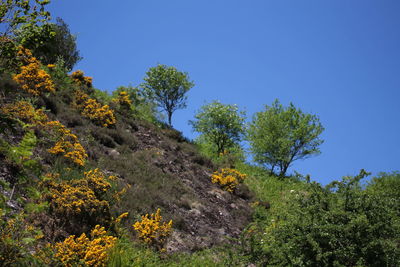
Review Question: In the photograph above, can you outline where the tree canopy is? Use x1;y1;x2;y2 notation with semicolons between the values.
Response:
0;0;51;37
142;64;194;126
15;18;81;71
247;99;324;177
190;101;246;156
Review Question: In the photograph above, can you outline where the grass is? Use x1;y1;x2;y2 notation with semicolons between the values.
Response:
107;235;246;267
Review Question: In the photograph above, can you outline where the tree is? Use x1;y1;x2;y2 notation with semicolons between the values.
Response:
247;99;324;177
0;0;51;73
15;18;82;71
190;101;246;156
0;0;51;37
142;64;194;126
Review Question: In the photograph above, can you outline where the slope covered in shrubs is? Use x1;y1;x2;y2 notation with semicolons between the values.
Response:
1;4;399;265
0;45;255;265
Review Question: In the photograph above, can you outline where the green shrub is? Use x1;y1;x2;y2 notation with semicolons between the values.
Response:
245;170;400;266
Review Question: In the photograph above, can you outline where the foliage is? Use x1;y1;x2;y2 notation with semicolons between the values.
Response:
0;0;51;73
1;100;88;167
0;36;19;72
92;88;113;105
112;90;132;110
0;99;89;174
8;130;37;165
12;47;55;95
54;225;117;267
1;99;48;126
133;208;173;249
195;134;245;167
46;179;109;219
0;0;51;36
46;120;88;166
48;139;87;166
190;101;246;156
74;89;116;127
211;168;247;192
244;170;400;266
44;169;113;223
0;212;43;266
15;17;81;71
46;57;73;88
247;99;324;177
108;235;244;267
142;64;194;126
112;85;143;106
0;43;36;73
70;69;93;88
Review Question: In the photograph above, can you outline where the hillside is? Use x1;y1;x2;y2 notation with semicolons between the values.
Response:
1;7;400;264
0;61;252;266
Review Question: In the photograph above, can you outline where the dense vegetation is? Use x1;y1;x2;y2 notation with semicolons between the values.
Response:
1;1;399;266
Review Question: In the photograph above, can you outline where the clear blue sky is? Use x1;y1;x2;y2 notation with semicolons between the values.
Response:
48;0;400;184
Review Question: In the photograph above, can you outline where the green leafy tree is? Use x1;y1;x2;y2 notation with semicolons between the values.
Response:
0;0;51;37
190;101;246;156
247;99;324;177
0;0;51;72
15;18;81;71
142;64;194;126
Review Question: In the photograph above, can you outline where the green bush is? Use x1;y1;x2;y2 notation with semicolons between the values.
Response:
245;170;400;266
15;18;82;71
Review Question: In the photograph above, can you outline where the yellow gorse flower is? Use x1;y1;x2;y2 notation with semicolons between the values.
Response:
1;100;48;126
211;168;247;192
133;208;172;247
45;169;113;216
46;120;88;166
13;47;55;95
112;91;132;109
1;101;88;166
73;90;116;127
115;212;129;224
70;70;93;88
54;225;117;267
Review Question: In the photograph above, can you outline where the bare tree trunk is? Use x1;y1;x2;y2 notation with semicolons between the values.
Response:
168;111;172;127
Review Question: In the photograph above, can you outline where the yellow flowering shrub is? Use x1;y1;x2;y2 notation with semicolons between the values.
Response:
1;102;87;166
12;47;55;96
46;120;76;137
47;181;109;216
1;101;87;166
74;90;116;127
54;225;117;267
78;169;112;197
45;169;114;219
82;99;116;127
114;212;129;224
15;45;37;65
133;208;172;248
70;70;93;88
112;91;132;109
211;168;247;192
46;120;88;166
48;139;87;166
0;100;48;126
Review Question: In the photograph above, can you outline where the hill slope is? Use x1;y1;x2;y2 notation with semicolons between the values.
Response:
0;69;253;260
